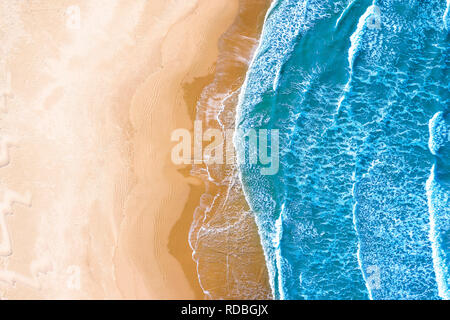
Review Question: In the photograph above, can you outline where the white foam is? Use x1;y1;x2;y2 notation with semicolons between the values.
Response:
426;165;450;300
334;2;376;116
428;111;448;155
352;159;381;300
274;209;284;299
335;0;356;29
348;2;377;71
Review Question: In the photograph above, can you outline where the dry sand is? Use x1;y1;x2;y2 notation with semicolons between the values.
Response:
0;0;254;299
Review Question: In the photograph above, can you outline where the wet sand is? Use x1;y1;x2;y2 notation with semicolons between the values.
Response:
181;0;273;299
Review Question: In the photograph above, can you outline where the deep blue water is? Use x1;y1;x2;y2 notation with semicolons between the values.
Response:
234;0;449;299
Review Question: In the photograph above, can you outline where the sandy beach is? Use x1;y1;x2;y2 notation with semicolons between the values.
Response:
0;0;272;299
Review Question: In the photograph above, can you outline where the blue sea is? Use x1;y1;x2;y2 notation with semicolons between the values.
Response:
234;0;449;299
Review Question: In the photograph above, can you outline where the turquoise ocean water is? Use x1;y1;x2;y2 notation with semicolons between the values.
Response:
234;0;449;299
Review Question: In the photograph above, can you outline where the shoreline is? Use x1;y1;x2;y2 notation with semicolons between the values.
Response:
181;0;273;299
231;0;278;299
